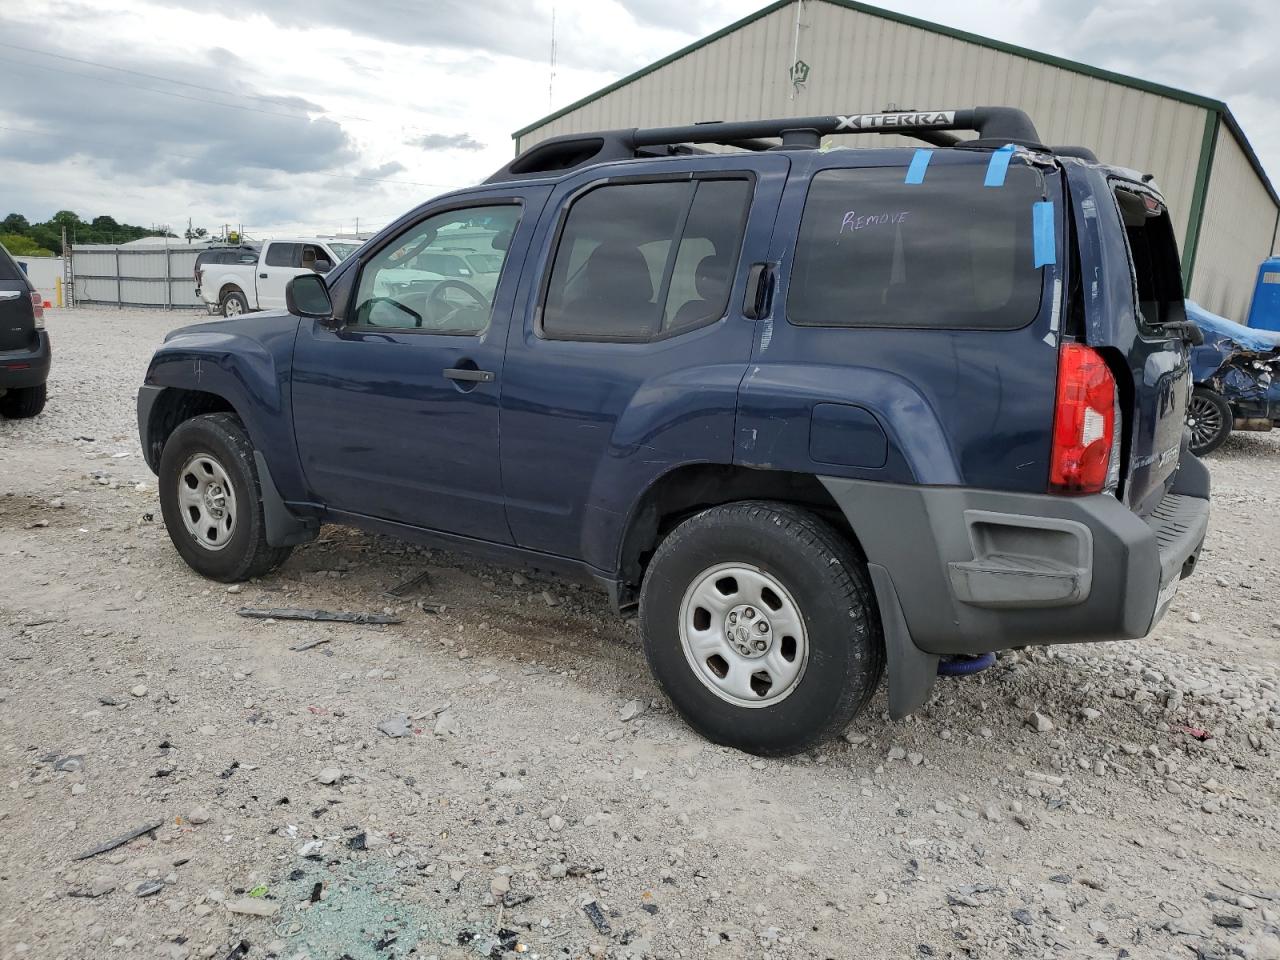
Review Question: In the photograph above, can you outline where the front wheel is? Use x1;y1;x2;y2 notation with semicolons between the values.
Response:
0;383;47;419
639;501;884;756
158;413;291;582
1187;387;1232;456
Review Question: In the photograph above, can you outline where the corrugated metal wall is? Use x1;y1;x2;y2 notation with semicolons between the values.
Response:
70;245;204;308
519;0;1279;317
1192;125;1280;320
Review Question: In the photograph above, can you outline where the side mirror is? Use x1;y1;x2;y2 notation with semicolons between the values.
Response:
314;259;333;274
286;273;334;321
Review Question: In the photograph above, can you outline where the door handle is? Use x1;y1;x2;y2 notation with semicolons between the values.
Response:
443;367;495;383
259;273;268;278
742;262;775;320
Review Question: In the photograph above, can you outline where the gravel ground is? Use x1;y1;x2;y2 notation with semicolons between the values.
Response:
1;307;1278;960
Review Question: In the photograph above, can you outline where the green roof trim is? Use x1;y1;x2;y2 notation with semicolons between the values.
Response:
1182;110;1220;291
511;0;1277;208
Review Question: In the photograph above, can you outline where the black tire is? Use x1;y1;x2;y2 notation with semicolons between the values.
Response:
1187;387;1232;456
220;289;249;318
0;383;47;419
158;412;291;582
639;500;884;756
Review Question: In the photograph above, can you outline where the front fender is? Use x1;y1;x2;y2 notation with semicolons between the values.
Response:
142;316;306;501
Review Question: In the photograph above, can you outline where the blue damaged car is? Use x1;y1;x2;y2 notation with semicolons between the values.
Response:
1185;300;1280;455
137;107;1210;754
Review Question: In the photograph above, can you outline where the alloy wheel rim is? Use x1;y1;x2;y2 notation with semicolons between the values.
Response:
678;562;809;708
178;453;237;550
224;299;242;316
1187;396;1223;450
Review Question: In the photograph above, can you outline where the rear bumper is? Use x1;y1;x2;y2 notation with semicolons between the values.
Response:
0;330;51;390
821;459;1210;656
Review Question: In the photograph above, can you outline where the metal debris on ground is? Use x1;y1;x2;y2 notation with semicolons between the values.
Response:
383;569;432;598
237;607;403;625
348;831;368;851
223;942;250;960
583;900;612;935
72;820;165;861
289;637;332;651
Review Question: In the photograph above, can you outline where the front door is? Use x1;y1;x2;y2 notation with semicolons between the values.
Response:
291;192;546;541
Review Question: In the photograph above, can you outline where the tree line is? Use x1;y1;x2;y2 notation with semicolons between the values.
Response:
1;211;174;257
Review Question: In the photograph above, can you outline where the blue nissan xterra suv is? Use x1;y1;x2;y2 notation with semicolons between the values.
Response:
138;108;1210;755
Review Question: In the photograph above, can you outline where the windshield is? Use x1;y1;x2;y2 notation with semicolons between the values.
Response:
326;242;361;261
410;252;473;277
466;253;504;274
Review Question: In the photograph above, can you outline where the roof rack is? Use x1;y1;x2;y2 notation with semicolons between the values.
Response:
487;107;1044;183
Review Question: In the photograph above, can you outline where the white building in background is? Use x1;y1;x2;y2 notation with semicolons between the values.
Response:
514;0;1278;321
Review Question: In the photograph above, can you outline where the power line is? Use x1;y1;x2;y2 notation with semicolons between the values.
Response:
0;54;351;126
0;123;461;191
1;41;489;148
0;40;373;123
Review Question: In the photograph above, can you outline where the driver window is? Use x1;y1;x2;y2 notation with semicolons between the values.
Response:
352;205;521;333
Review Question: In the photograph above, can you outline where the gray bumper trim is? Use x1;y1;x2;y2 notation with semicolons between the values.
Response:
820;476;1209;658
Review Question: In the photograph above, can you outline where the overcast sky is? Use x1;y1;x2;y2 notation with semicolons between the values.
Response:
2;0;1277;239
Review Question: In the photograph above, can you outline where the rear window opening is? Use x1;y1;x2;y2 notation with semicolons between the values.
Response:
787;161;1050;330
1113;186;1185;331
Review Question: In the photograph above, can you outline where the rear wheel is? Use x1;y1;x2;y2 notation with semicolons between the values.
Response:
1187;387;1231;456
0;383;47;419
220;289;249;318
158;413;291;582
639;501;884;756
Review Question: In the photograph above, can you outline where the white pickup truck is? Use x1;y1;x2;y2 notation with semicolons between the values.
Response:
196;238;362;317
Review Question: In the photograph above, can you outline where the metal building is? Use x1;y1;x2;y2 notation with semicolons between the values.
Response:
514;0;1279;321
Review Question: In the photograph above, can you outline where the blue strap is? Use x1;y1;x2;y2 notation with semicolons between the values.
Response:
984;144;1016;187
1033;201;1056;267
904;148;933;184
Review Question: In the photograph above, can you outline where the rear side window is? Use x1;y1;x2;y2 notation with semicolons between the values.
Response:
1113;186;1184;330
542;177;752;341
265;243;298;267
0;244;25;282
788;162;1048;329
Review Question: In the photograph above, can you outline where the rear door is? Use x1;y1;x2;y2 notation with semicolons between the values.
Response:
1066;166;1192;514
498;153;788;564
257;242;301;310
0;245;35;352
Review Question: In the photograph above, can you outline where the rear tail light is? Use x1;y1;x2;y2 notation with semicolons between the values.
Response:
1049;343;1117;495
31;291;44;329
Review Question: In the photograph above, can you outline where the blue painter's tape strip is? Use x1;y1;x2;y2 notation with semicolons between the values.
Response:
904;148;933;184
1033;201;1056;267
984;144;1016;187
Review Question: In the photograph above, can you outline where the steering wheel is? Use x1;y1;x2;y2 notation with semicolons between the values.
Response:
362;296;423;328
425;279;489;329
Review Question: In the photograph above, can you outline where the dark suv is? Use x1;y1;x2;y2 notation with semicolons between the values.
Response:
137;108;1210;754
0;243;49;419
